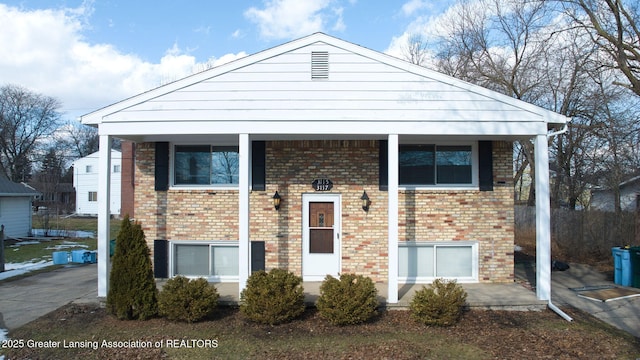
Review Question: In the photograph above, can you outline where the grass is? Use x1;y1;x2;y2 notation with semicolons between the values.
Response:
31;215;122;239
4;237;97;264
3;304;639;359
1;216;121;282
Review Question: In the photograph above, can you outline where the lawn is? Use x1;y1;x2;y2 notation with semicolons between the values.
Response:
1;216;121;278
2;303;640;359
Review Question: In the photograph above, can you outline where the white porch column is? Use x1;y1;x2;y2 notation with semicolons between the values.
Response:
387;134;399;303
97;135;112;298
535;134;551;301
238;134;250;296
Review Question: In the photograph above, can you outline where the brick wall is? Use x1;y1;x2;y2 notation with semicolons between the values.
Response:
134;140;514;283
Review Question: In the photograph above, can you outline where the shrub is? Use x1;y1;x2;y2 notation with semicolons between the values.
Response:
410;278;467;327
158;276;220;323
316;273;378;325
240;269;305;325
106;215;158;320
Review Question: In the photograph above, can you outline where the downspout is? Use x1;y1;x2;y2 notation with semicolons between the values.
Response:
546;121;573;322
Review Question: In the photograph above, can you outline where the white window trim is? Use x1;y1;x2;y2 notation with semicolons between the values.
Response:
398;241;478;283
169;240;239;282
169;142;241;190
398;141;479;191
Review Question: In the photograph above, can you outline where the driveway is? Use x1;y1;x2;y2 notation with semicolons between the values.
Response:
0;264;97;330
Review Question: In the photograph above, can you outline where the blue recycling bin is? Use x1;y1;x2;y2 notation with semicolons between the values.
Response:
612;247;632;287
52;251;69;265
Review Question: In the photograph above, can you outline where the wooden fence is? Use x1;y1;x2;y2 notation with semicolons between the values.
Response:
515;206;638;263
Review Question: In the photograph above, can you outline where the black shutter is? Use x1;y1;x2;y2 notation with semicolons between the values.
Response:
153;240;168;278
251;241;265;272
478;141;493;191
252;141;266;191
155;142;169;191
379;140;388;191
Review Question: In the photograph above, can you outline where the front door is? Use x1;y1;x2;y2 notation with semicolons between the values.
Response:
302;194;341;281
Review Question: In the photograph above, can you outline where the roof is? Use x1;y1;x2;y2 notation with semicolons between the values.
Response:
82;32;569;142
0;176;41;197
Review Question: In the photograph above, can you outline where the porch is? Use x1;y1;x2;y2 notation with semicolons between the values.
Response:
184;281;546;311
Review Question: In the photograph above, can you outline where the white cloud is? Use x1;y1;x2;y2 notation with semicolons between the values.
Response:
244;0;345;40
0;4;245;121
401;0;428;17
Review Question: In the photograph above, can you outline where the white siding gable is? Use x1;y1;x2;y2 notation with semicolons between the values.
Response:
82;33;568;138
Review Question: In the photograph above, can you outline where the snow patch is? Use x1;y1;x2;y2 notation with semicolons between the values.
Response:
0;260;53;281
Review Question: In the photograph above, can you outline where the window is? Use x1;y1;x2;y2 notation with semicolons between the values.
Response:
88;191;97;202
85;165;93;173
399;242;477;282
174;145;239;186
113;165;121;173
399;144;473;186
171;242;239;281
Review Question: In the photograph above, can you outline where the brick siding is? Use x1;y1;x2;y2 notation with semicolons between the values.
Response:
134;140;514;283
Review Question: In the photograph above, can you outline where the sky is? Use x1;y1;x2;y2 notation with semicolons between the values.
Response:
0;0;457;122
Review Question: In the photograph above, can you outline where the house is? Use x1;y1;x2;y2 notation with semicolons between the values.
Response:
0;176;40;238
81;33;569;303
72;150;122;216
29;182;75;215
590;175;640;212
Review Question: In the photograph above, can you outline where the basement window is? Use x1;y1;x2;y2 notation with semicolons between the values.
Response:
399;241;478;283
311;51;329;80
170;241;239;282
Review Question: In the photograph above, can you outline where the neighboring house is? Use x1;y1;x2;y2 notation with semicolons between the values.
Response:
29;182;76;215
0;176;40;238
590;175;640;212
72;150;122;216
82;33;569;303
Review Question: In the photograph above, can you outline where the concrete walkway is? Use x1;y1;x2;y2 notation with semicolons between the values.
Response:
0;264;98;330
550;264;640;338
1;262;638;339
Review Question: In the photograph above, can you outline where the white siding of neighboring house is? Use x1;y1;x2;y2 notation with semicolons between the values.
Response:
0;196;33;237
73;151;121;216
591;182;640;212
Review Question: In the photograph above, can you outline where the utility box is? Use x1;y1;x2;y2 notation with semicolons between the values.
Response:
612;247;632;287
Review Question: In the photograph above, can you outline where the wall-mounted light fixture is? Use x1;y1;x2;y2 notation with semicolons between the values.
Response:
273;191;282;211
360;190;371;212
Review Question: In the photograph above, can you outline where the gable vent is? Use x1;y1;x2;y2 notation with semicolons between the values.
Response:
311;51;329;80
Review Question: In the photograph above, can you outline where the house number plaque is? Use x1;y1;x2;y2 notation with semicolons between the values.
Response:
312;178;333;191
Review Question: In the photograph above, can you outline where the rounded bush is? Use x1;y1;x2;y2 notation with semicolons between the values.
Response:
240;269;305;325
316;273;378;325
410;278;467;327
158;276;219;323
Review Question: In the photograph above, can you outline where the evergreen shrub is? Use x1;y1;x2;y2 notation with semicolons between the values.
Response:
316;273;378;325
106;215;158;320
158;276;219;322
410;278;467;327
240;269;305;325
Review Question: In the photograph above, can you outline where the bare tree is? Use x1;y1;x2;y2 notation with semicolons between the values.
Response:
433;0;555;205
0;84;62;182
559;0;640;96
402;34;431;66
63;120;99;158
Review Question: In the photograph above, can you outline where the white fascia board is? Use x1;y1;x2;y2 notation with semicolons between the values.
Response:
97;120;548;137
